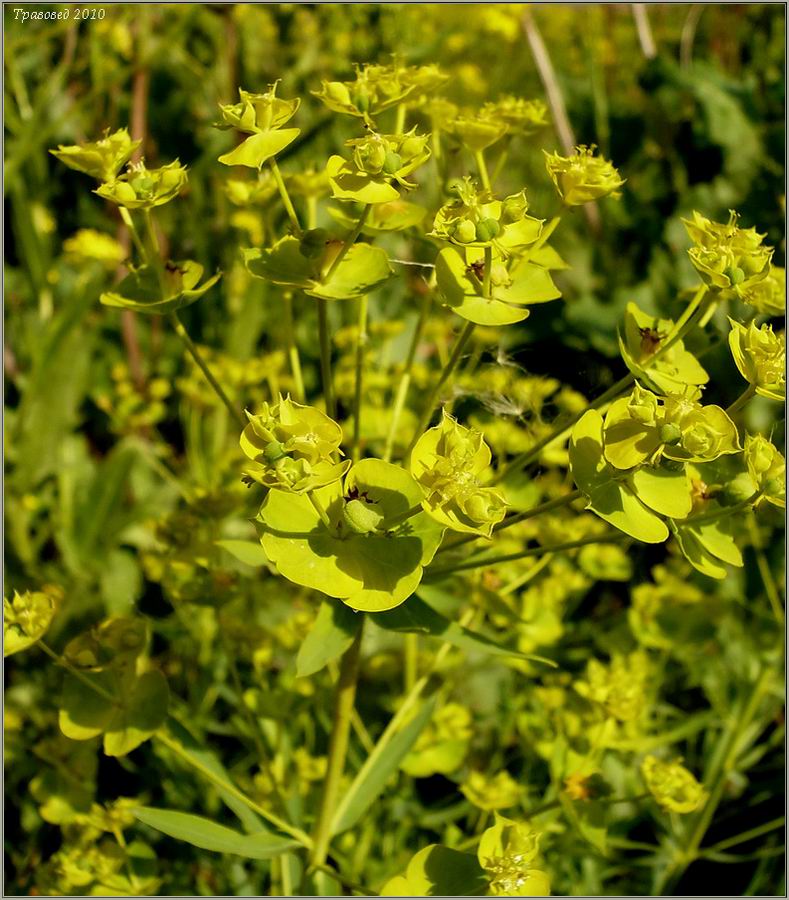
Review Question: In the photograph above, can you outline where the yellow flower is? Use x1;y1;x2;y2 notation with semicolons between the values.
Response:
50;128;140;183
744;434;786;508
683;210;773;296
478;814;551;897
461;770;521;811
544;145;624;205
410;411;507;536
728;318;785;401
641;755;706;814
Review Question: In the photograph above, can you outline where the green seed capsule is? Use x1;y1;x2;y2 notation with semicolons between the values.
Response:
475;217;500;242
382;150;403;175
454;219;476;243
399;136;424;158
659;422;683;445
727;266;745;285
342;498;384;535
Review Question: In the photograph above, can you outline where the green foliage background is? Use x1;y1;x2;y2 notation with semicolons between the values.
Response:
4;4;785;897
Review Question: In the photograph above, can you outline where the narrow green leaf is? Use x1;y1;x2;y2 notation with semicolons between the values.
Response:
296;600;362;677
372;595;555;666
330;695;437;835
132;807;299;859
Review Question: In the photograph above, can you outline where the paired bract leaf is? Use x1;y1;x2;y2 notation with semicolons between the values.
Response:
670;515;742;580
257;459;444;611
245;236;393;300
101;261;221;315
619;302;708;395
59;668;169;756
435;247;560;326
380;844;488;896
569;410;669;542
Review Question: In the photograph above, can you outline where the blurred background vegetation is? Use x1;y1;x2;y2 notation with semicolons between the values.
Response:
4;4;785;896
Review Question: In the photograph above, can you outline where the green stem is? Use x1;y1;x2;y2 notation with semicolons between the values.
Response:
119;207;146;259
493;284;710;483
726;383;756;415
169;312;243;428
38;641;120;705
394;102;407;134
155;728;312;847
438;489;583;554
657;666;773;892
474;149;491;191
682;493;761;527
283;293;305;402
308;491;333;531
329;611;474;835
404;634;418;693
491;373;634;483
426;533;627;579
383;292;432;463
309;622;365;870
405;320;476;458
317;298;336;418
483;245;492;298
351;293;368;463
324;204;371;282
268;158;302;238
748;513;784;623
705;816;785;854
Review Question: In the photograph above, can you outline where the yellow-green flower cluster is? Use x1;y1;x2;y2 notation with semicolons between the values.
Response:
50;128;140;183
326;128;431;204
217;83;301;169
544;145;624;206
603;385;740;469
462;770;521;811
240;396;350;493
478;815;551;897
683;210;773;299
574;651;650;722
744;265;785;316
744;434;786;508
410;412;507;536
96;159;188;209
312;61;447;121
641;754;706;814
4;585;63;657
431;177;542;249
728;318;785;401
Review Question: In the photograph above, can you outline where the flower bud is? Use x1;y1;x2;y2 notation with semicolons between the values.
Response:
454;219;477;243
722;472;759;505
382;150;403;176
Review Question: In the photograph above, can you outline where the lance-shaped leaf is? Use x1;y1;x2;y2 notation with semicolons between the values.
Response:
101;261;220;315
133;808;299;859
257;459;444;612
245;236;392;301
570;410;669;543
296;600;362;677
